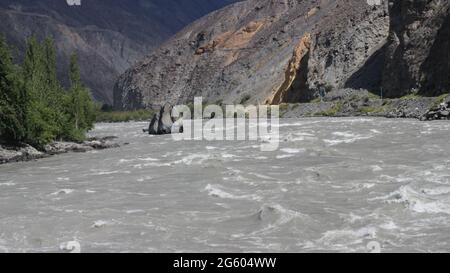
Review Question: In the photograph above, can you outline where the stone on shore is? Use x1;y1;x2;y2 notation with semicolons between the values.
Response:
1;137;120;165
0;144;46;164
421;99;450;121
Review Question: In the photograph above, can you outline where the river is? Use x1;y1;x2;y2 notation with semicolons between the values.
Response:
0;118;449;252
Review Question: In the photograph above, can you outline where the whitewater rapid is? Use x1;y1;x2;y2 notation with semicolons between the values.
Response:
0;118;449;252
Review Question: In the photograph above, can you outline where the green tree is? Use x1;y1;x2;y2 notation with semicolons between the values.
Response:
22;36;60;146
0;35;26;142
1;35;95;147
64;52;95;141
42;37;67;140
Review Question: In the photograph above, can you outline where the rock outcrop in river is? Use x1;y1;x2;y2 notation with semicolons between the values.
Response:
114;0;449;110
145;104;182;135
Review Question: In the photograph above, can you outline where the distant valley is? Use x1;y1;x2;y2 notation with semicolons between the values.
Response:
0;0;239;104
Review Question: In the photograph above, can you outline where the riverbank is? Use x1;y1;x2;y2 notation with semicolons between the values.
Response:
282;89;450;120
95;109;154;123
0;137;120;165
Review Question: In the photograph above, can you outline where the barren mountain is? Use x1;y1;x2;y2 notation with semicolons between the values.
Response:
0;0;238;103
114;0;449;110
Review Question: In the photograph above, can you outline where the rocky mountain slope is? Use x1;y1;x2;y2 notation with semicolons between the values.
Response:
383;0;450;97
0;0;238;104
114;0;449;110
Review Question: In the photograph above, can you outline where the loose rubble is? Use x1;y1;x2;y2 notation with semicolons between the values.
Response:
1;137;120;165
421;99;450;121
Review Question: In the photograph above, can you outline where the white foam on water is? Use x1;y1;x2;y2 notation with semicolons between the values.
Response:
50;189;74;196
323;131;374;146
59;241;81;253
380;221;398;230
221;153;237;158
249;173;275;180
204;184;262;201
174;153;211;165
375;185;450;215
282;132;316;142
249;204;309;235
346;213;363;224
126;210;145;214
276;154;295;159
0;182;16;186
371;165;383;172
328;117;375;123
92;220;109;228
280;148;304;154
276;122;309;128
141;162;172;167
56;177;70;181
93;170;131;175
138;157;159;162
137;176;153;182
353;183;375;190
119;158;135;163
318;226;377;247
422;187;450;195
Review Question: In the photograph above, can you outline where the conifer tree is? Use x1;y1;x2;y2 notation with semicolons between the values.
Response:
22;36;59;146
0;35;25;142
0;35;96;146
66;52;95;140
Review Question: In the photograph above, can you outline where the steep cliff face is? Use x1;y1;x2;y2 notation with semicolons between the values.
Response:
114;0;390;110
114;0;449;110
382;0;450;97
0;0;238;104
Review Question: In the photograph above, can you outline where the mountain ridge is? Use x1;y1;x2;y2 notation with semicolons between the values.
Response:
0;0;239;104
114;0;449;110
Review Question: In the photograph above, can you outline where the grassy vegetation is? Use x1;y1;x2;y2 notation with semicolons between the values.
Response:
279;103;290;117
367;92;381;100
358;106;387;114
431;93;450;108
310;97;322;103
318;102;343;116
96;109;155;123
401;93;422;99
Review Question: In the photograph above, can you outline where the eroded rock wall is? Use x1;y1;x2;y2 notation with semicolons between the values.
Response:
114;0;448;110
382;0;450;97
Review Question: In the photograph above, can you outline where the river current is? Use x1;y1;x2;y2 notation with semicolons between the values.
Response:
0;118;449;252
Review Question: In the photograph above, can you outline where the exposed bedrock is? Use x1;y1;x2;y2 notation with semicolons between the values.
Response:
145;103;182;135
382;0;450;97
114;0;449;110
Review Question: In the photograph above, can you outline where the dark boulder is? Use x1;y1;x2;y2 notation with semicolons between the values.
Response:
146;103;183;135
421;98;450;121
158;103;174;134
148;111;160;134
